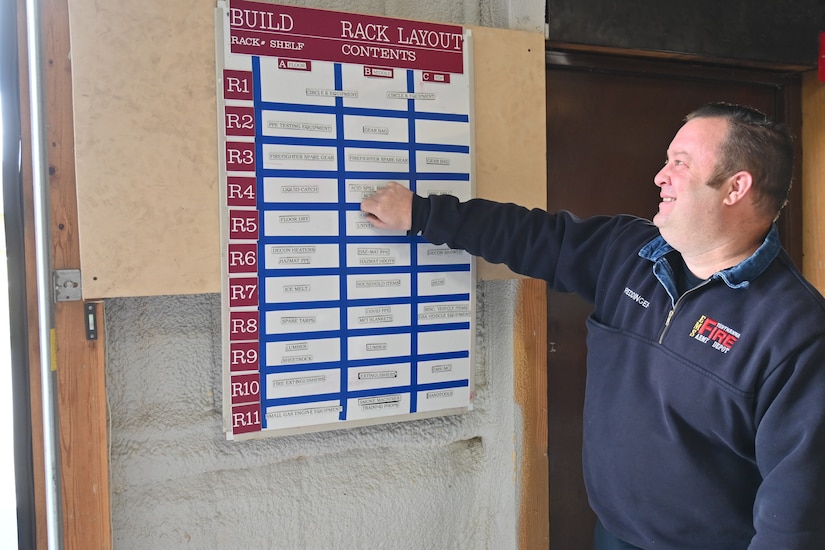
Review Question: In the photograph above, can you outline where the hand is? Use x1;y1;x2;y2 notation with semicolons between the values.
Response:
361;181;413;231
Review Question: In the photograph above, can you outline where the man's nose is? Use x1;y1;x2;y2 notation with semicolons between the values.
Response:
653;166;667;187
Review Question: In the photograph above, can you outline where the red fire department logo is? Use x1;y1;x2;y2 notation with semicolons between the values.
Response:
689;315;740;354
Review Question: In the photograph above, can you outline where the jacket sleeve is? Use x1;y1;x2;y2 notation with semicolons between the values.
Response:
750;336;825;549
411;193;647;300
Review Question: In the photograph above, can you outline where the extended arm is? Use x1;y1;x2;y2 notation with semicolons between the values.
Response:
362;183;643;297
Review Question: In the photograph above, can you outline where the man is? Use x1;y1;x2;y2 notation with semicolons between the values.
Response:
361;103;825;549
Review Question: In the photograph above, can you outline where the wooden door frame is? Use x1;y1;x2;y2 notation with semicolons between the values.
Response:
16;0;111;547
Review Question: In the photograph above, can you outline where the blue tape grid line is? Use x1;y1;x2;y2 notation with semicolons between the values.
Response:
334;63;350;420
406;68;419;413
266;378;470;409
252;56;269;429
253;60;472;420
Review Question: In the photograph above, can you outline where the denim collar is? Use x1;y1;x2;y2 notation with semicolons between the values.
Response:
638;225;780;305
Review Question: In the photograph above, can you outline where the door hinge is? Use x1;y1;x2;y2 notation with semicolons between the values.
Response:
53;269;82;302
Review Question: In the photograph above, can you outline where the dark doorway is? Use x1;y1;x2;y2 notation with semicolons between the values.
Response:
2;0;35;547
545;50;802;549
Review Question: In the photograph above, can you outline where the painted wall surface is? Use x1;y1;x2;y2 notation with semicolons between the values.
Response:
547;0;825;66
104;1;545;548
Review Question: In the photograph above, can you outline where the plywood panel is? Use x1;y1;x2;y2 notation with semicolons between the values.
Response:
801;71;825;293
69;0;221;298
469;25;546;280
68;1;546;297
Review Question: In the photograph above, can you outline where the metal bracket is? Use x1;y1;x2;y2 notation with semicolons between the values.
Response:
53;269;82;302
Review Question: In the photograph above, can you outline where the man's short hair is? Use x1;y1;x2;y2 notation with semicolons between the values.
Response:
686;102;794;221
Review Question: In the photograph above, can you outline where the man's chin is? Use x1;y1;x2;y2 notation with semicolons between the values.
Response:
652;215;664;230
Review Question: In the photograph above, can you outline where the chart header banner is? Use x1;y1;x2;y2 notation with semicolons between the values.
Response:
228;0;465;73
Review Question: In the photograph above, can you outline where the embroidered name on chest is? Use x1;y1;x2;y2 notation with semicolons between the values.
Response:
689;315;740;353
623;287;650;308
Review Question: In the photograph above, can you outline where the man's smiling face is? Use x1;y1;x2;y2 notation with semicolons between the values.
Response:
653;116;732;254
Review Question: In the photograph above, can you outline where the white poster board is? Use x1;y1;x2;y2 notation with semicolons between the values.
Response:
217;0;475;439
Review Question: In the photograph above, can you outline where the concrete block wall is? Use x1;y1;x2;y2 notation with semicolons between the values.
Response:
107;283;523;548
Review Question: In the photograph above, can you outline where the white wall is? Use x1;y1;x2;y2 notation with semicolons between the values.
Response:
104;1;545;548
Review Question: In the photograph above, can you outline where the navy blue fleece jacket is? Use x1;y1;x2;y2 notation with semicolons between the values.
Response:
412;193;825;549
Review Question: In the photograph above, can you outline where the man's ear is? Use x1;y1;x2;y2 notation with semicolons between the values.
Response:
723;171;753;206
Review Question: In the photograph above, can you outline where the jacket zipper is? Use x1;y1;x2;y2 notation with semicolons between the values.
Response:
658;279;712;344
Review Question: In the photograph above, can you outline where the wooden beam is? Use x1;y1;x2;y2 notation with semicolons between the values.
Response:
515;278;549;549
53;302;109;548
17;0;112;546
42;0;112;540
802;71;825;293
